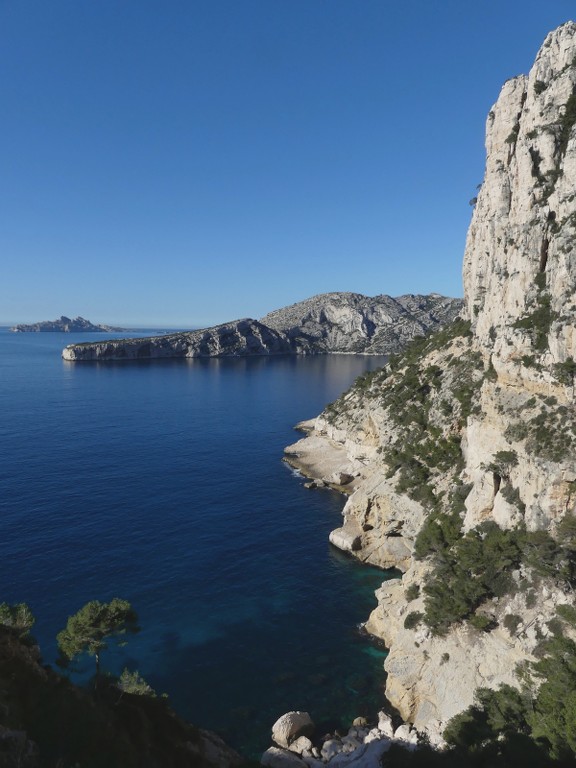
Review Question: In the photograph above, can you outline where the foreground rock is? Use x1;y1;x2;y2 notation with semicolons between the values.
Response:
11;315;126;332
61;293;462;360
272;711;315;749
261;712;428;768
284;20;576;745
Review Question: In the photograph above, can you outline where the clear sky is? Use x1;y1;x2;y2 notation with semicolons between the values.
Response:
1;1;573;327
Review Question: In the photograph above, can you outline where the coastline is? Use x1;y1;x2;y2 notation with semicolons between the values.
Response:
283;419;365;494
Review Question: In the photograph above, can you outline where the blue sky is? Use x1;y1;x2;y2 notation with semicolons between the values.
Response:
1;1;574;327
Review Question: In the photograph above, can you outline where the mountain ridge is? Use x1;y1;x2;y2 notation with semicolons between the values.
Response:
61;292;463;361
11;315;126;333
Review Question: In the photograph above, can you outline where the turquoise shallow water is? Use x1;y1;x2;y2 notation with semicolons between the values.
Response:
0;329;396;757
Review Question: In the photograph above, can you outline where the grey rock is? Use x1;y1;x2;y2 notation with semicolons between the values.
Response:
272;712;315;749
288;737;313;755
324;471;354;486
12;315;126;333
377;712;394;739
62;293;462;361
261;747;307;768
261;292;463;354
302;759;324;768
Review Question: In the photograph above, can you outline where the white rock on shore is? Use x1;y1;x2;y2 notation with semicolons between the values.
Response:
261;713;429;768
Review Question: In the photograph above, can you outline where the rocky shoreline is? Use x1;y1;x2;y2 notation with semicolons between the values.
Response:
268;21;576;763
261;710;423;768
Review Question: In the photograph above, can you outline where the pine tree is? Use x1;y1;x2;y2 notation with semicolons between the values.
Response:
57;598;139;685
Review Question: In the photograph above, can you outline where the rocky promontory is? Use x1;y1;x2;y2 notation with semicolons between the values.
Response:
61;293;462;361
283;21;576;760
11;315;126;333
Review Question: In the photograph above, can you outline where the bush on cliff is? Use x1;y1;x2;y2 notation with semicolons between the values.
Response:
443;622;576;765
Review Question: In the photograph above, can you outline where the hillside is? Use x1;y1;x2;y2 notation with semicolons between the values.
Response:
61;293;462;361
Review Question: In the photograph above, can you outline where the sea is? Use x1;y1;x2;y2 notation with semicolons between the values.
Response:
0;327;397;757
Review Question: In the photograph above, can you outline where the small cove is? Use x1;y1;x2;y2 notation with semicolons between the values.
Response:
0;329;396;757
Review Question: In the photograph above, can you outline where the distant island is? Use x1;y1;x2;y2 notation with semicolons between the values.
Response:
61;292;463;361
11;316;127;333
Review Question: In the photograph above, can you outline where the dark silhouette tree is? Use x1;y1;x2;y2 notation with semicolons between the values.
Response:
0;602;35;639
57;598;139;686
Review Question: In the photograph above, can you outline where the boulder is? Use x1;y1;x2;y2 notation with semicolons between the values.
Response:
272;712;315;749
320;738;342;761
288;737;313;755
330;740;391;768
393;725;418;751
262;747;306;768
329;527;362;552
325;471;355;486
377;712;394;738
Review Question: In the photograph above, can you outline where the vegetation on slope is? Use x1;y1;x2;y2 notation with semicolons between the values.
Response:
324;314;576;763
0;601;240;768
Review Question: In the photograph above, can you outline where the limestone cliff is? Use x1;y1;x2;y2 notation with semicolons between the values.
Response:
61;293;462;361
286;21;576;743
261;292;461;354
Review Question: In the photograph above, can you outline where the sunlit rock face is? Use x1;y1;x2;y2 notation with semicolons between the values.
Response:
464;21;576;371
285;22;576;736
62;293;462;360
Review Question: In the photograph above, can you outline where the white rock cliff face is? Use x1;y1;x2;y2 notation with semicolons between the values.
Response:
464;21;576;368
286;21;576;739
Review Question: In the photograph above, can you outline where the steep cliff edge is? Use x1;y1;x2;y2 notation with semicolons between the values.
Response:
61;293;462;361
286;22;576;747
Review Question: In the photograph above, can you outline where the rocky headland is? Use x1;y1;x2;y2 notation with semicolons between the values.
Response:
277;20;576;765
60;293;462;361
0;621;241;768
11;315;126;333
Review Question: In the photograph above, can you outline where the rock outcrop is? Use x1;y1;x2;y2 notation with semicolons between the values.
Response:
261;293;462;354
61;293;462;361
285;21;576;742
261;711;424;768
11;315;126;332
271;712;315;749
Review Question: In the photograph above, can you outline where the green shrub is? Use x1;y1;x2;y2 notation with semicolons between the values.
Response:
513;292;559;352
499;484;526;514
469;614;494;632
503;613;522;635
404;611;424;630
0;602;35;639
405;584;420;601
559;90;576;156
116;668;157;697
553;357;576;385
534;80;547;95
557;604;576;628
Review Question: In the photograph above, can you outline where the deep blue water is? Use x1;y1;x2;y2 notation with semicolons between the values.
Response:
0;328;395;756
